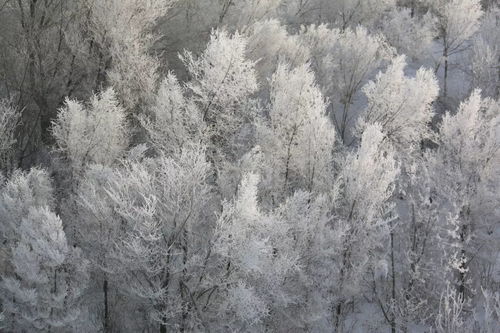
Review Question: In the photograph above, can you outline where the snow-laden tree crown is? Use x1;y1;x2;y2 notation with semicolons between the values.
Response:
0;0;499;331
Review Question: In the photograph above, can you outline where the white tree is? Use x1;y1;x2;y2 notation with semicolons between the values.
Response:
470;38;499;98
279;0;395;29
246;19;310;87
75;144;215;332
273;190;341;331
355;55;440;331
394;161;444;328
470;6;500;98
219;0;282;29
331;123;399;331
139;72;206;155
434;282;473;333
257;62;335;201
320;0;396;30
0;168;54;242
0;99;19;171
180;29;259;180
427;90;500;300
380;8;436;61
0;168;90;332
213;172;299;331
357;55;439;153
429;0;483;97
181;29;258;142
478;288;500;333
299;25;394;142
83;0;177;109
52;88;128;178
1;207;90;332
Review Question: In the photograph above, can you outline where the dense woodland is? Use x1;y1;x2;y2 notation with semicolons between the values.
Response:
0;0;499;332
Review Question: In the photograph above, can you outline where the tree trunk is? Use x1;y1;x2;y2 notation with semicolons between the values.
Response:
48;268;58;333
159;255;171;333
457;207;470;299
334;302;343;332
103;278;109;333
283;127;298;194
390;228;396;333
180;228;189;333
458;224;467;299
443;48;449;98
160;321;167;333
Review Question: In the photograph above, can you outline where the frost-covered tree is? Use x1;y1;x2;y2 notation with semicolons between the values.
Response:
214;173;298;330
380;8;436;61
429;0;483;97
181;29;258;168
274;190;340;331
181;29;258;141
279;0;395;29
331;124;399;331
83;0;177;109
2;0;500;331
219;0;282;29
320;0;396;30
478;288;500;333
394;161;443;328
257;63;335;200
1;207;89;332
299;25;394;142
428;90;500;300
434;282;472;333
75;144;214;332
0;168;54;242
357;55;439;153
0;99;19;171
70;163;122;332
469;6;500;98
246;19;310;86
470;38;499;98
140;73;206;155
52;88;128;178
356;55;440;331
142;29;260;199
0;168;90;332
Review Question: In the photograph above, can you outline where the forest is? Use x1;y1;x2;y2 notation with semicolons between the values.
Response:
0;0;499;332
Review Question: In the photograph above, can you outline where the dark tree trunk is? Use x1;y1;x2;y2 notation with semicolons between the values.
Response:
103;278;109;333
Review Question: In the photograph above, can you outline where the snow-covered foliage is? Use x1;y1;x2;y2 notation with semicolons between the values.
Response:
0;99;19;171
429;0;484;96
246;19;310;84
299;25;394;141
140;73;205;154
358;55;439;152
75;144;212;331
83;0;178;109
380;8;436;60
331;123;399;330
1;207;89;331
214;172;297;329
281;0;395;29
0;169;89;331
52;88;128;176
431;0;483;55
469;7;500;98
258;63;335;198
224;0;282;29
0;0;499;332
181;29;258;159
0;169;54;240
427;90;500;313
